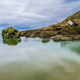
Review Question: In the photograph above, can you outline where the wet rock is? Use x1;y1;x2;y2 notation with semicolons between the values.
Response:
53;35;72;41
60;36;72;41
73;35;80;40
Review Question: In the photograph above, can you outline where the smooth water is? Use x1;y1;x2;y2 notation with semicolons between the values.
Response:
0;35;80;80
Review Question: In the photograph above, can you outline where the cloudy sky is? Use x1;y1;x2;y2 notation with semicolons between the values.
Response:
0;0;80;32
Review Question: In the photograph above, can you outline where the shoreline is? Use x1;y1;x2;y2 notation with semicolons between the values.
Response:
21;30;80;41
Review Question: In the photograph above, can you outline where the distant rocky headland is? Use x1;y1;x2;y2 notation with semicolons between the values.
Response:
2;11;80;41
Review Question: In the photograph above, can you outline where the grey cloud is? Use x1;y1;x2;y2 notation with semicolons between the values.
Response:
0;0;80;29
64;0;80;3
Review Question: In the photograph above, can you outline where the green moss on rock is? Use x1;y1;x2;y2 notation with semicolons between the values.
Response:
2;27;21;38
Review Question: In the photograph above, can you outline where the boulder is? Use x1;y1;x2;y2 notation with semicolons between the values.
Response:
2;27;21;38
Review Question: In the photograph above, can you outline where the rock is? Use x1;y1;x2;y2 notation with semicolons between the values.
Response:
60;36;72;41
52;35;62;41
20;31;27;36
53;35;72;41
29;31;41;38
2;27;21;38
39;31;51;38
73;35;80;40
25;31;41;38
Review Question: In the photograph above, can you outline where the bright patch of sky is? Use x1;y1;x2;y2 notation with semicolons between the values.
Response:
0;0;80;32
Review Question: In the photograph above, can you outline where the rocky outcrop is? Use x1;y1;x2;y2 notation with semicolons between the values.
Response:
22;30;60;39
2;27;21;38
51;35;72;41
21;29;80;41
51;35;80;41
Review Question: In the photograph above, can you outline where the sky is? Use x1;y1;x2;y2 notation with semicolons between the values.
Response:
0;0;80;32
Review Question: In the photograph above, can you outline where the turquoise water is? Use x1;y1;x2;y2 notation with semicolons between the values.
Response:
0;35;80;80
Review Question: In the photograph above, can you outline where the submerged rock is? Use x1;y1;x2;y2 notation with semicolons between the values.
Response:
41;39;50;43
2;27;21;38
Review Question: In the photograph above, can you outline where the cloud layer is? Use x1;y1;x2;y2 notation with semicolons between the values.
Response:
0;0;80;30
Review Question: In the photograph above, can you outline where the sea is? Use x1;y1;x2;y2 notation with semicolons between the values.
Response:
0;35;80;80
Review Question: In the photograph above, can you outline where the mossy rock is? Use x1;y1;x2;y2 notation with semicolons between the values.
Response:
2;27;21;38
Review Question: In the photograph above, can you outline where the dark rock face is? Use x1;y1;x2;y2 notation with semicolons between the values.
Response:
2;27;21;38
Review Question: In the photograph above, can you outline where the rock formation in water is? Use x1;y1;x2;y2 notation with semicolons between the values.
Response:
2;27;21;38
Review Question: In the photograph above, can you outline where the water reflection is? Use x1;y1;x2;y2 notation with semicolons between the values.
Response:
41;39;50;43
55;41;80;55
2;38;21;46
1;36;80;80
